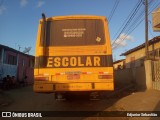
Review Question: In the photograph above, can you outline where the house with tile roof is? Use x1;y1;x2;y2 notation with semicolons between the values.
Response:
121;36;160;68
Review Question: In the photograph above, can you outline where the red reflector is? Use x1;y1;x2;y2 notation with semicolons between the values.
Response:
55;73;60;75
99;72;104;74
82;72;87;74
98;75;112;79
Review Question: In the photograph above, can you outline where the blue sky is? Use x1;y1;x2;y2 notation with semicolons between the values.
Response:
0;0;159;60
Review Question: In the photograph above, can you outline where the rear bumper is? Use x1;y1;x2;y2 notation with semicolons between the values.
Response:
33;82;114;92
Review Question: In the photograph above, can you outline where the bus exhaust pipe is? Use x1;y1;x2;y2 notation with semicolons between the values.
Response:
42;13;46;21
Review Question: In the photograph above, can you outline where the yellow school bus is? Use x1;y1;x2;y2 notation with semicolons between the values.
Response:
34;14;114;99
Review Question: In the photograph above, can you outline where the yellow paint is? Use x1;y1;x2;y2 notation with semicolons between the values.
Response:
62;57;69;67
46;56;101;67
94;57;101;66
47;57;53;67
34;15;114;92
70;57;77;66
86;57;92;66
34;82;114;92
54;57;61;67
94;83;114;90
34;84;53;92
55;83;92;91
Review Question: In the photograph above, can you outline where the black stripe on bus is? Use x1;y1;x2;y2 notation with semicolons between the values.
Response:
35;55;113;68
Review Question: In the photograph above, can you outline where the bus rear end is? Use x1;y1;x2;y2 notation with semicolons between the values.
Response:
34;15;114;99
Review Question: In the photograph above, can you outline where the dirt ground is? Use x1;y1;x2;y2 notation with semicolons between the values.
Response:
0;85;160;120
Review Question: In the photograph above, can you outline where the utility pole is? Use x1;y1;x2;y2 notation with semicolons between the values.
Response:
145;0;149;59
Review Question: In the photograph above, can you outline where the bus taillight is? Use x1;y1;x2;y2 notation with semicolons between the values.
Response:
98;75;112;79
82;72;92;74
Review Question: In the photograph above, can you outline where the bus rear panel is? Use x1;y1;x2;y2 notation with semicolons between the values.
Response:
34;15;114;93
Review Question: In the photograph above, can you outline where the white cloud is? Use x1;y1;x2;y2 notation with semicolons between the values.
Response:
112;33;133;49
37;0;45;8
0;5;7;15
20;0;28;7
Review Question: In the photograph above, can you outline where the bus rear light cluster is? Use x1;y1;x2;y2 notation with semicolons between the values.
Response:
82;72;92;74
99;72;108;74
34;76;49;81
55;73;65;75
55;72;110;76
98;75;112;79
55;71;92;75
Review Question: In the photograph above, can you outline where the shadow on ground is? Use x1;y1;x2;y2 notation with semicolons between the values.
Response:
0;85;136;120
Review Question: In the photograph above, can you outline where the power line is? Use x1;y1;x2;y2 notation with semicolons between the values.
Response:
127;0;154;33
114;0;159;48
127;0;160;35
112;0;142;40
149;0;159;11
112;0;143;47
126;0;154;32
113;0;160;50
128;0;159;34
112;0;154;49
108;0;120;24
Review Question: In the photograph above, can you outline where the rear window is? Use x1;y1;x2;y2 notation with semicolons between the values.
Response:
41;19;105;46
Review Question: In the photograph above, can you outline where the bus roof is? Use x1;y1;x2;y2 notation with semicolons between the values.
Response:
39;15;107;22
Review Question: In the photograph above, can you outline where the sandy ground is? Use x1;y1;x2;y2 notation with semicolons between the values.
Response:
0;86;160;120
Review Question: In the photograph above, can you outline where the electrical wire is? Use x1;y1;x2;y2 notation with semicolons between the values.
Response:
112;0;143;47
108;0;120;24
112;0;160;50
112;0;142;40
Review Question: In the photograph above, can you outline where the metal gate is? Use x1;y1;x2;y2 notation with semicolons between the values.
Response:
152;60;160;90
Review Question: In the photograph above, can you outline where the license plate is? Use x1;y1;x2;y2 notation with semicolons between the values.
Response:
67;74;80;80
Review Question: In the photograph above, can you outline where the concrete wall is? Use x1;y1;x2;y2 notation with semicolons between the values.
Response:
114;66;146;90
17;54;34;83
26;67;34;84
114;68;133;88
133;66;146;89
